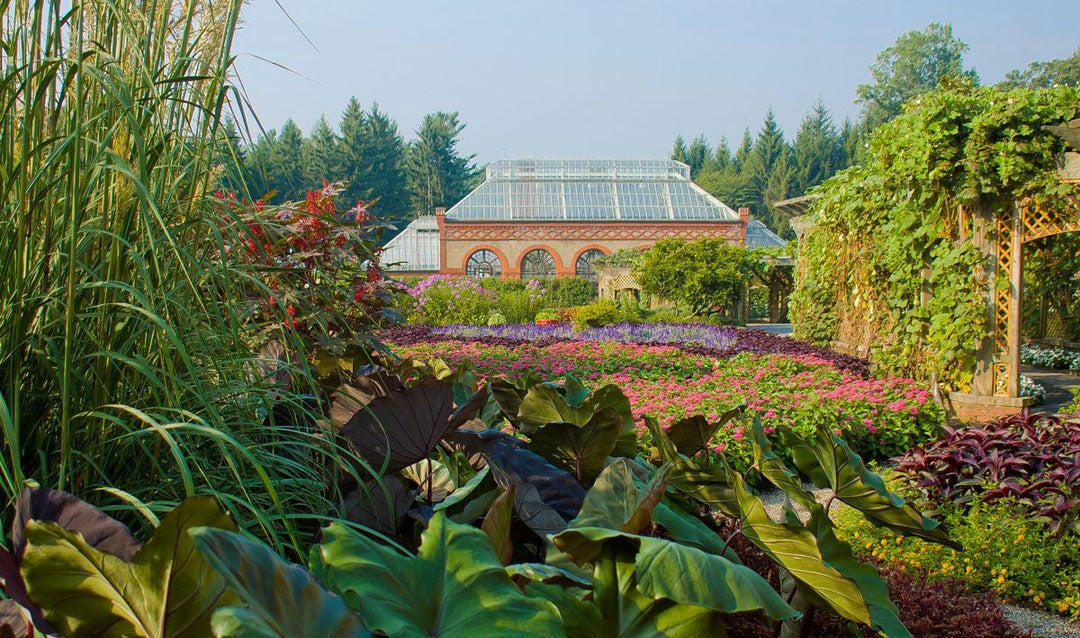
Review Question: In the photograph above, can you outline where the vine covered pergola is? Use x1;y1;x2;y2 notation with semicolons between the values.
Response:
983;119;1080;398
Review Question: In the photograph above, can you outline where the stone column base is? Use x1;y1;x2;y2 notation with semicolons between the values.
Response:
947;392;1036;423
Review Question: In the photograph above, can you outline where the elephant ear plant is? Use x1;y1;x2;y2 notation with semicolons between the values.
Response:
0;487;238;638
4;369;961;637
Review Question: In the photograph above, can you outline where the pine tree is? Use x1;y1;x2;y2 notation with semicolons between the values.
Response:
272;119;306;202
733;129;753;172
671;135;688;164
304;116;342;186
792;101;844;194
686;135;711;177
711;137;732;173
353;103;409;225
406;111;479;217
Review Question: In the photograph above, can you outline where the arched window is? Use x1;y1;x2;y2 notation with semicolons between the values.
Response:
575;249;606;282
466;249;502;277
520;249;556;279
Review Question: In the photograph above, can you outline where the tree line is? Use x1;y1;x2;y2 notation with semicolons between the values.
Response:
218;24;1079;242
672;23;1080;238
217;101;481;231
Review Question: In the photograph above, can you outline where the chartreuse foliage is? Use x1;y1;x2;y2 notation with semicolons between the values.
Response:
791;84;1080;391
20;497;236;638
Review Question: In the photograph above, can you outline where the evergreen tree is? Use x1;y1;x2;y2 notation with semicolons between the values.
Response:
244;129;277;200
839;117;866;167
671;135;688;164
751;109;788;190
686;134;711;177
352;103;409;225
792;101;844;194
406;111;479;217
303;115;342;186
711;137;732;173
271;119;307;201
733;129;754;172
215;118;248;194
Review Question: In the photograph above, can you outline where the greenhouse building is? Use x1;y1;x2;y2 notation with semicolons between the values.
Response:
382;158;781;280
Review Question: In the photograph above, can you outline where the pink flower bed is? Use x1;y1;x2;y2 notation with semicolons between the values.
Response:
386;336;943;470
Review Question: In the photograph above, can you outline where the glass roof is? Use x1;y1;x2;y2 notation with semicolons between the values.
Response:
445;159;739;222
745;219;787;249
382;215;440;271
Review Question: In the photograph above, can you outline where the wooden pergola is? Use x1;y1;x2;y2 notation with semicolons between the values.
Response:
976;118;1080;399
776;123;1080;414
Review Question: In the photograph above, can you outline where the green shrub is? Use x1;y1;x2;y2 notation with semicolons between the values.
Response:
837;494;1080;620
542;276;596;308
495;280;545;323
487;312;507;326
571;299;622;330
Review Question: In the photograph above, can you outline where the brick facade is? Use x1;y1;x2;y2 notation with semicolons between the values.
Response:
436;208;749;279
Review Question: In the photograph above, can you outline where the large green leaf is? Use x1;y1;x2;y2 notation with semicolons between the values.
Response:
565;460;670;550
518;384;595;432
590;540;727;638
189;527;368;638
666;404;745;457
802;509;912;638
522;582;601;638
554;528;795;622
787;428;961;549
525;413;625;485
748;419;819;512
651;500;741;563
516;381;636;458
21;496;236;638
670;462;912;637
312;514;563;637
481;485;516;565
643;416;680;465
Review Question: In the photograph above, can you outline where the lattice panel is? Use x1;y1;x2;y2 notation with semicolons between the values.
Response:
994;215;1014;359
1019;195;1080;242
991;191;1080;396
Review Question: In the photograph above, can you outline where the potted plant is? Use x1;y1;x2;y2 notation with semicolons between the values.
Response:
535;308;559;325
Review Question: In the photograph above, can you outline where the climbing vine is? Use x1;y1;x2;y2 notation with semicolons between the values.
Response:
791;84;1080;391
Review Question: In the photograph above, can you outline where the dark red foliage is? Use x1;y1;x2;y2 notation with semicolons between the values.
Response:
894;413;1080;530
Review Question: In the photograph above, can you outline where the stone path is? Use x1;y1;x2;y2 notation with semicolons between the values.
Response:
1022;366;1079;414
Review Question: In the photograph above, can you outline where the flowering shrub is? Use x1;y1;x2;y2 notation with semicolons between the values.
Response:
894;413;1080;535
1021;344;1080;372
218;181;392;377
406;275;494;326
837;497;1080;621
382;331;942;472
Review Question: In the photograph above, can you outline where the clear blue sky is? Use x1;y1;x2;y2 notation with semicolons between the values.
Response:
232;1;1079;165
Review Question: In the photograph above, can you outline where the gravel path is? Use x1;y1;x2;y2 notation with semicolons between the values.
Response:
757;484;1080;638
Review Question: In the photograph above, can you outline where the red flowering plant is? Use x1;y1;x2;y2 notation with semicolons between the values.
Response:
214;181;396;387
